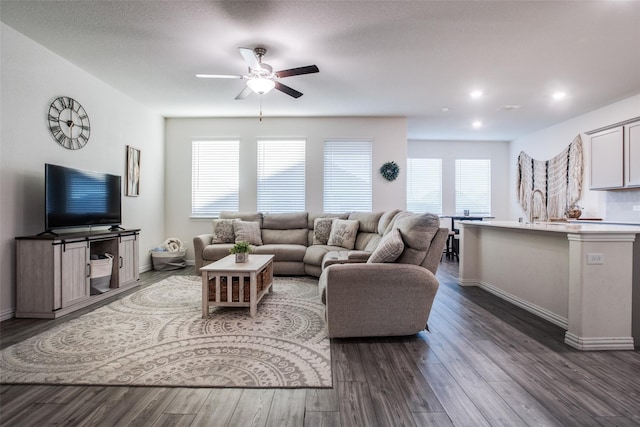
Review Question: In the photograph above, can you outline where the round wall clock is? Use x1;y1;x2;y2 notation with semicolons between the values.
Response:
47;96;91;150
380;161;400;181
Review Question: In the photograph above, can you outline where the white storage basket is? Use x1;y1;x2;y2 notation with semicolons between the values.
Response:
151;249;187;271
90;253;114;295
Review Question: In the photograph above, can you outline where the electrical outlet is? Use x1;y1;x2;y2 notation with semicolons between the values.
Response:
633;205;640;212
587;253;604;265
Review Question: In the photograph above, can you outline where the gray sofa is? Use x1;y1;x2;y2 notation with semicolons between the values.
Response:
193;210;448;338
193;210;400;276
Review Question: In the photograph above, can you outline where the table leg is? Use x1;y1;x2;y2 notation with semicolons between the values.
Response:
201;272;208;318
250;271;257;317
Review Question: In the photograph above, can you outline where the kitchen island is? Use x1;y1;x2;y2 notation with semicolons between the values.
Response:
459;221;640;350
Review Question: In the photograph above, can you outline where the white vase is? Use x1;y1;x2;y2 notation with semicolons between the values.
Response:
235;253;248;263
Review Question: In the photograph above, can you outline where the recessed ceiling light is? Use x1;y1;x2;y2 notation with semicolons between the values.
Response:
442;107;450;112
552;91;566;100
470;90;483;99
472;120;483;128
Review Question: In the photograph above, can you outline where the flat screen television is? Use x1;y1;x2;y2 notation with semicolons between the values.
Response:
45;163;122;232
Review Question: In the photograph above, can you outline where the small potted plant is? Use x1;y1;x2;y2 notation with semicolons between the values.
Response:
229;241;253;263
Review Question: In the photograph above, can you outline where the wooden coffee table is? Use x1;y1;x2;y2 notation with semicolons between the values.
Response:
200;254;274;317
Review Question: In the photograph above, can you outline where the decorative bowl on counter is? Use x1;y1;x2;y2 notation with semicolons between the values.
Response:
565;204;582;219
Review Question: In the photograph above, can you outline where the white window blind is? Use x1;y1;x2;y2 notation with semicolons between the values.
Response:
323;141;372;212
455;159;491;215
407;158;442;214
191;140;239;217
257;139;306;212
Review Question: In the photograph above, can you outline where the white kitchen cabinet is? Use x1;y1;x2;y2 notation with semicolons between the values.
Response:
588;117;640;190
624;120;640;187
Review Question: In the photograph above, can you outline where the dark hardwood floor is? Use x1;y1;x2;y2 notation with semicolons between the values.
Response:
1;260;639;426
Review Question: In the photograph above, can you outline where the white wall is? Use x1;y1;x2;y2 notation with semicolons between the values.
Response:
0;23;166;320
164;117;407;261
509;94;640;220
407;139;511;223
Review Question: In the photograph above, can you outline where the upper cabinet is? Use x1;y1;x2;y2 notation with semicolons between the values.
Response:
624;120;640;187
588;117;640;190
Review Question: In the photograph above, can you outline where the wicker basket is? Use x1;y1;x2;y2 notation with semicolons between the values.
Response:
208;262;273;302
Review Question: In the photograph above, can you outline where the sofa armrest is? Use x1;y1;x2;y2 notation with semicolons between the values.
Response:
319;263;439;338
347;250;371;262
193;234;213;270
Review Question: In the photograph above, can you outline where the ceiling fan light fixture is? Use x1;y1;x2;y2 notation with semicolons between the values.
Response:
247;77;275;94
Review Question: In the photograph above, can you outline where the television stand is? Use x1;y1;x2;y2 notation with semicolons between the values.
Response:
15;228;141;318
36;230;59;237
109;225;126;231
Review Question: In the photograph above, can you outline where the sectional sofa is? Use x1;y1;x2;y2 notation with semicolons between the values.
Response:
193;210;448;337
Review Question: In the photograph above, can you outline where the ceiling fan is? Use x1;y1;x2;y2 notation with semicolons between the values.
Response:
197;47;319;100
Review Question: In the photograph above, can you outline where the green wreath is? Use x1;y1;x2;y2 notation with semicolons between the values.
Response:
380;161;400;181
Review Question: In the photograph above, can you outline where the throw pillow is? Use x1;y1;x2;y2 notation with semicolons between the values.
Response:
233;220;263;246
327;219;359;250
367;228;404;263
313;218;334;245
211;219;235;244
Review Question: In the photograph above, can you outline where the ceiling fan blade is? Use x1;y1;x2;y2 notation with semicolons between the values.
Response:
239;47;261;70
196;74;243;79
275;65;319;78
274;81;303;98
235;85;253;100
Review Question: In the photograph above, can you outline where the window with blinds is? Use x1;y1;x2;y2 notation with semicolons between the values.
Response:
455;159;491;215
323;141;372;212
191;140;239;217
257;139;306;212
407;158;442;214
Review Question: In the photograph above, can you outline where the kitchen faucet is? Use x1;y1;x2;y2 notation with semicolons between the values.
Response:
529;189;545;223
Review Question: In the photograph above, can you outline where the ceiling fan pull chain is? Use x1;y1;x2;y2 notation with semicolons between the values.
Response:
259;95;263;122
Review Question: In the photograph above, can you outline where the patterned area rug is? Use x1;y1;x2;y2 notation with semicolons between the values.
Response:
0;276;331;388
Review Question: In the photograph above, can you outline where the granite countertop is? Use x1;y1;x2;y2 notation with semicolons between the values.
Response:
459;220;640;234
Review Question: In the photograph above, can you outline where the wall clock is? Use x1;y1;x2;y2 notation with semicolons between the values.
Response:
380;161;400;181
47;96;91;150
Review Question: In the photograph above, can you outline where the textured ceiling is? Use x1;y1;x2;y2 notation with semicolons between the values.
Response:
2;0;639;140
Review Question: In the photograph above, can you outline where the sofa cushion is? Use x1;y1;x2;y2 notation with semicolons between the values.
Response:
253;244;306;262
348;211;384;233
379;209;402;235
202;243;234;263
220;211;263;226
307;212;349;230
303;244;346;267
356;233;381;251
313;217;334;245
262;228;308;245
327;219;360;250
391;212;440;265
211;219;235;244
233;220;263;245
262;212;308;230
367;228;404;263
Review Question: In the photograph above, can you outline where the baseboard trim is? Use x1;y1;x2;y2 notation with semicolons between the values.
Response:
477;281;569;329
139;263;153;273
457;278;479;287
0;307;15;322
565;332;635;351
